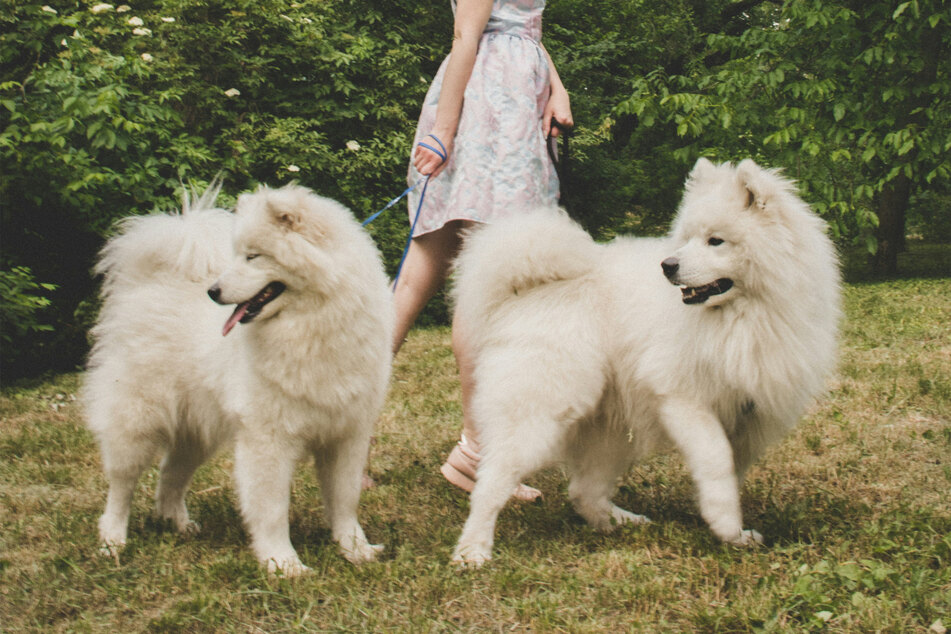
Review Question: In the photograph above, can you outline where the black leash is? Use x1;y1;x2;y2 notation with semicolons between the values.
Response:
547;120;571;207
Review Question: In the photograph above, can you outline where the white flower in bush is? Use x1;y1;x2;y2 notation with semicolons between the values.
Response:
141;53;154;62
41;5;57;13
161;17;175;23
132;27;152;36
346;140;361;151
90;3;114;13
287;165;301;173
117;5;131;12
224;88;241;97
127;16;144;26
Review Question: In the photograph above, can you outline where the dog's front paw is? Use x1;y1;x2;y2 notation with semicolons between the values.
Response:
97;539;125;560
451;542;492;568
97;522;127;561
177;519;201;537
265;556;311;578
603;506;651;533
340;541;384;565
727;529;764;547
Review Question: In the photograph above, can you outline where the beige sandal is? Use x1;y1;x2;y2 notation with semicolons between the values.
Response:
440;435;541;502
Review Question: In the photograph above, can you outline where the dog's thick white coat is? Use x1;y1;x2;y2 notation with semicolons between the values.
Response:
83;184;393;575
451;159;841;564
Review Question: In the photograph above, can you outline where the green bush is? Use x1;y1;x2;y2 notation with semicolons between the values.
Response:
0;266;56;343
5;0;946;379
0;0;451;378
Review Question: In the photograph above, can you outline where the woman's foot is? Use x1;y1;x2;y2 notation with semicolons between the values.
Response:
439;435;541;502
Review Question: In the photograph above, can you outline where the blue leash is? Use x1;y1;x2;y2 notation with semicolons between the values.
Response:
360;182;420;227
363;134;446;289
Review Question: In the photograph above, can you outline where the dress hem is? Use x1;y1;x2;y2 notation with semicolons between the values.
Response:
412;216;486;239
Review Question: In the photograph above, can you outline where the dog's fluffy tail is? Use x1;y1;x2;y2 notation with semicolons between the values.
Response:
95;181;232;293
451;208;599;323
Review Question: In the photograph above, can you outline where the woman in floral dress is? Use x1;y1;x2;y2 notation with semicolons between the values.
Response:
394;0;573;500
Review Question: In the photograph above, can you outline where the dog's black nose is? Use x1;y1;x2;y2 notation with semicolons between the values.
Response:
207;284;221;303
661;257;679;279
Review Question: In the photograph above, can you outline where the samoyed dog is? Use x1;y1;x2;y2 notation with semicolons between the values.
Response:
83;183;393;576
450;158;841;565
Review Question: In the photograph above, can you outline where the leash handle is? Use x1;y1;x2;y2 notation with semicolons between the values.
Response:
417;133;448;165
547;120;570;204
547;120;569;164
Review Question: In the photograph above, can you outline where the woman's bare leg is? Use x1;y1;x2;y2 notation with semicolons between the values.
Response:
451;310;478;443
392;221;469;354
367;221;465;489
390;221;540;501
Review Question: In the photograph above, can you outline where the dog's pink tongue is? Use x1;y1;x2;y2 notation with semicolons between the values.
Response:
222;302;250;336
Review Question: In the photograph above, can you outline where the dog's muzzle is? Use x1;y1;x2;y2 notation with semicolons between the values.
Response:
209;281;286;336
661;257;680;280
661;257;734;305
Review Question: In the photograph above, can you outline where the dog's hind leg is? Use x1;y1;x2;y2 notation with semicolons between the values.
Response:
451;448;526;567
567;424;649;532
233;434;308;577
313;427;382;565
659;398;763;546
154;428;208;537
452;405;568;566
452;338;606;565
96;432;159;556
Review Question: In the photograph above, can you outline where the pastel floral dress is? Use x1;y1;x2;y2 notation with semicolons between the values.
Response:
406;0;559;237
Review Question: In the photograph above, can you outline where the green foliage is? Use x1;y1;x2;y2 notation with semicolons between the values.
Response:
0;0;449;227
543;0;765;236
910;191;951;242
3;0;949;378
0;266;57;356
0;0;449;378
613;0;951;262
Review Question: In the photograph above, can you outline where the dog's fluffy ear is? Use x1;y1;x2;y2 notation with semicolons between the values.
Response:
273;187;336;246
687;157;718;184
272;204;302;231
264;187;308;232
235;187;302;230
737;159;774;211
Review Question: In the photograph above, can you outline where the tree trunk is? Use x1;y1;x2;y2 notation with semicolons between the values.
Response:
870;173;911;275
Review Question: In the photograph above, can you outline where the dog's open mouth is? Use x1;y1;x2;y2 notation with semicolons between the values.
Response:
221;282;286;336
681;278;734;304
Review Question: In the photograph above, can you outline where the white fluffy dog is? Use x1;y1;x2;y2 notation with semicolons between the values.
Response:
83;183;393;575
450;158;841;565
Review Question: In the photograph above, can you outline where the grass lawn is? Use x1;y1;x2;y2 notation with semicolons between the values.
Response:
1;245;949;631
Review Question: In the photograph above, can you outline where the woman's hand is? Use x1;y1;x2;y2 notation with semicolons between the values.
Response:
542;86;573;138
414;131;454;178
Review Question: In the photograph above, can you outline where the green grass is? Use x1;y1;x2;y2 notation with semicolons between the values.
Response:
2;271;950;631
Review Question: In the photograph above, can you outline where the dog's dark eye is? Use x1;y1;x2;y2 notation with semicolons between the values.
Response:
246;254;260;261
708;237;724;246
